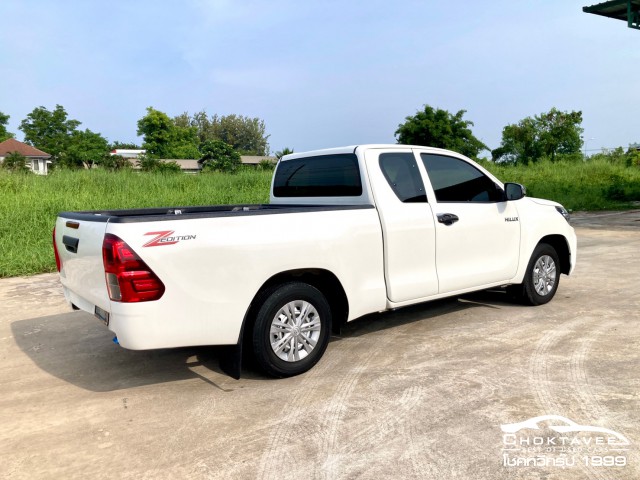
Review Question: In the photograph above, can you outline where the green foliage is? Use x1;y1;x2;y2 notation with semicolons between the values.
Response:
257;158;276;171
175;110;270;155
0;111;15;142
627;149;640;168
59;128;110;169
484;156;640;210
493;108;584;164
2;157;640;277
136;107;173;157
275;147;294;160
137;155;181;173
101;154;132;171
137;107;200;159
167;135;201;160
109;141;141;150
0;151;31;173
156;161;182;173
395;105;488;159
19;105;81;160
200;140;242;173
0;169;272;277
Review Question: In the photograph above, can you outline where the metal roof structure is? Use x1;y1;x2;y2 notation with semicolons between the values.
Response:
583;0;640;29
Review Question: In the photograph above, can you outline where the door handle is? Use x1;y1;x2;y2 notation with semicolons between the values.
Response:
437;213;459;226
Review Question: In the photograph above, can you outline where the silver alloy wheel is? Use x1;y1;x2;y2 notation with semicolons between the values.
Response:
532;255;557;296
269;300;322;362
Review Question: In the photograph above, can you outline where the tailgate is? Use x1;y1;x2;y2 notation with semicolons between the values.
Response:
55;215;110;313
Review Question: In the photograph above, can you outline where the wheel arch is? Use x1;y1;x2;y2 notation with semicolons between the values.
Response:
247;268;349;337
537;234;571;275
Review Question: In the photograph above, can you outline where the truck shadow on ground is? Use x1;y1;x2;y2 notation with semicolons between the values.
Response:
11;289;516;392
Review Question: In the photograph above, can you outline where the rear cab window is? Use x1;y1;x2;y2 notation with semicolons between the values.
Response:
273;154;363;197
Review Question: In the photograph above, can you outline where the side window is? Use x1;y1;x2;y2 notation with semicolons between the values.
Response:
379;153;427;203
421;154;503;203
273;153;362;197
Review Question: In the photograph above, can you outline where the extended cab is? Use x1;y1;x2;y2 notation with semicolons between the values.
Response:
53;145;577;377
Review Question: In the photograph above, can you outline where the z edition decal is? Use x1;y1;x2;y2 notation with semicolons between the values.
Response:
142;230;196;247
501;415;630;469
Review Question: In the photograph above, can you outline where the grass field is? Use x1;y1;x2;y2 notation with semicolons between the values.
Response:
0;170;271;277
1;159;639;277
482;158;640;211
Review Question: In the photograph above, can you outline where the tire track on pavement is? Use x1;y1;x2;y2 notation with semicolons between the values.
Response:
569;317;640;477
529;316;609;480
256;337;353;480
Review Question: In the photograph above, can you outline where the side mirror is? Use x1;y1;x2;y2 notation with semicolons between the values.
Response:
504;182;526;201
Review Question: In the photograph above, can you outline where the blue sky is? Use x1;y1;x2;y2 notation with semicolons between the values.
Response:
1;0;638;155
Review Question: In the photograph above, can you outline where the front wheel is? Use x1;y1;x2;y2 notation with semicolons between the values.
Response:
508;243;560;306
251;282;332;378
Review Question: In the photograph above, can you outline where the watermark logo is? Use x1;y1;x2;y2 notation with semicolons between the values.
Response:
501;415;630;469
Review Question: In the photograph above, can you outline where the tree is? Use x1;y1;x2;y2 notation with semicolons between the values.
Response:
102;154;132;171
169;126;201;159
200;140;242;173
190;110;214;144
137;107;200;159
275;147;294;160
19;105;81;160
0;151;30;173
109;141;141;150
0;111;15;142
137;155;181;173
62;129;110;169
395;105;488;158
492;108;584;164
210;114;270;155
174;110;270;155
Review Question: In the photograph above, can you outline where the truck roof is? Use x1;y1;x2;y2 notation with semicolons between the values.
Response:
280;144;464;162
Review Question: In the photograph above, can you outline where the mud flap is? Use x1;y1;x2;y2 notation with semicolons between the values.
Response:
219;343;242;380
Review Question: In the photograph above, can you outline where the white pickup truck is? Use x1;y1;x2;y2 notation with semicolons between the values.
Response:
54;145;576;378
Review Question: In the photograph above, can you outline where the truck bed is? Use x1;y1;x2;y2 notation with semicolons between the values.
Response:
58;203;374;223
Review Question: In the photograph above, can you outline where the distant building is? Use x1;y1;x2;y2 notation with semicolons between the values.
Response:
240;156;277;166
629;143;640;151
124;155;277;173
0;138;52;175
110;149;146;159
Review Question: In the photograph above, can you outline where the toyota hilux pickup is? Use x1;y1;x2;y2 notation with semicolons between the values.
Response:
53;145;577;378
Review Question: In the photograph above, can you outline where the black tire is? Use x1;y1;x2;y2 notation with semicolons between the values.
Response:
251;282;332;378
508;243;560;306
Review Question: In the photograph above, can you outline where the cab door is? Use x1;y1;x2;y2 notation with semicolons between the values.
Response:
418;152;521;294
364;148;438;302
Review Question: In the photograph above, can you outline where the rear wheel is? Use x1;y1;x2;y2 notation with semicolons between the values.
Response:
509;243;560;306
251;282;332;377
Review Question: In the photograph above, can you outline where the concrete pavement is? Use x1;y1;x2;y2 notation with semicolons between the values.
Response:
1;212;639;479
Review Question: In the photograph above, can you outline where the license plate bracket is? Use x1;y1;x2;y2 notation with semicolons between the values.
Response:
94;306;110;326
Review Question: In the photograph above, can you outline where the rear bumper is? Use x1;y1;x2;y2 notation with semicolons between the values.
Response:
63;285;242;350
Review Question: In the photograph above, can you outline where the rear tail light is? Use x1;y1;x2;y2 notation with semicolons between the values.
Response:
102;234;165;302
53;227;61;272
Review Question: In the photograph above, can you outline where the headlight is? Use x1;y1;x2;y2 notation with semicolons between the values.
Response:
555;206;571;224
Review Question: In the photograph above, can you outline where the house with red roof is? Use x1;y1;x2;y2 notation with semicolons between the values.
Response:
0;138;52;175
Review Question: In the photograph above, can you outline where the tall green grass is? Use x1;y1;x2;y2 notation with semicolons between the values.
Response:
0;170;272;277
481;157;640;211
1;159;638;277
